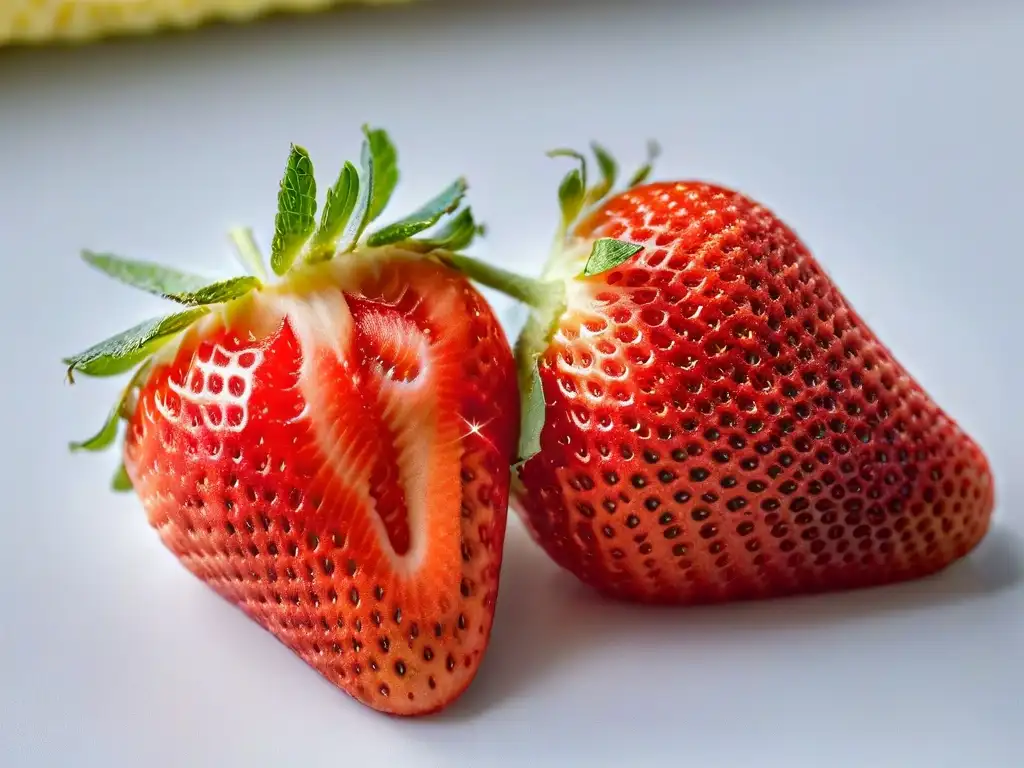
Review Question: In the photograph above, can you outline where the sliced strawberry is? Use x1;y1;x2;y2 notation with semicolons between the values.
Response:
66;130;518;715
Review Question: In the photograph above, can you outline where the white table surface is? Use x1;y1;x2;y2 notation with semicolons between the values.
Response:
1;0;1022;765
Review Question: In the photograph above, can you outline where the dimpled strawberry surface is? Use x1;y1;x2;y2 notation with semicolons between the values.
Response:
125;256;517;714
514;180;994;604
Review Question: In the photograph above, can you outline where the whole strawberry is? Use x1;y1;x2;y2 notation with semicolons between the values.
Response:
467;142;995;604
65;127;519;715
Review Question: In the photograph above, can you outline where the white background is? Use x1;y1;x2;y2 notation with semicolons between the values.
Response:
1;0;1022;766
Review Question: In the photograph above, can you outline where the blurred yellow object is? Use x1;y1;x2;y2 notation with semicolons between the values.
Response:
1;0;412;46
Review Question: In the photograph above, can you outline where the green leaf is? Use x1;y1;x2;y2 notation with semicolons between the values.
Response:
81;251;211;297
63;308;210;379
338;138;376;253
626;139;662;188
413;207;485;252
557;170;585;229
547;148;588;190
69;358;152;454
111;463;133;492
366;178;467;247
363;125;398;223
309;160;359;262
172;276;260;306
69;402;121;452
587;142;618;203
517;363;546;464
81;252;259;305
548;149;587;230
583;238;644;277
270;144;317;276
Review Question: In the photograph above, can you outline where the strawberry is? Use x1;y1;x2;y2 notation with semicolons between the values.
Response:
463;141;995;604
65;127;519;715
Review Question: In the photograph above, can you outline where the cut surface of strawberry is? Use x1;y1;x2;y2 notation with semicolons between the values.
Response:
464;142;996;604
65;128;519;715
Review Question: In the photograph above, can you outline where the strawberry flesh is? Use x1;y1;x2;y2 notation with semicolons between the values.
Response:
125;256;518;714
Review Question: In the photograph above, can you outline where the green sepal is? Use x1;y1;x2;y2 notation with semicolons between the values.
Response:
81;251;261;305
548;148;588;187
366;178;467;247
173;276;260;306
111;463;133;492
270;144;317;275
626;140;662;188
412;207;485;252
548;149;587;229
587;142;618;204
583;238;644;277
69;402;121;452
69;360;152;452
338;138;376;253
308;160;359;262
363;125;398;223
81;251;209;296
516;363;546;465
63;307;210;379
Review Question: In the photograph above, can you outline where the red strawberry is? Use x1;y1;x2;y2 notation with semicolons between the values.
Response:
65;127;519;715
467;142;995;604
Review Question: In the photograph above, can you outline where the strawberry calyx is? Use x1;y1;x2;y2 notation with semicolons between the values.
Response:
64;124;495;490
446;140;663;464
543;139;660;277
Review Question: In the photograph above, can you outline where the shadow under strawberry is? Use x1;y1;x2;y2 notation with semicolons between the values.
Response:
428;521;1022;721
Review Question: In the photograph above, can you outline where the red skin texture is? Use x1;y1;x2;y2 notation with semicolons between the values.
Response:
513;181;994;604
124;256;519;715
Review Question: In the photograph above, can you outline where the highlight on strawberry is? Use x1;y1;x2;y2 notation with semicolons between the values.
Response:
466;141;996;604
64;126;520;716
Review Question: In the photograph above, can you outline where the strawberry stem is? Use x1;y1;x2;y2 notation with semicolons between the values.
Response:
440;252;560;309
